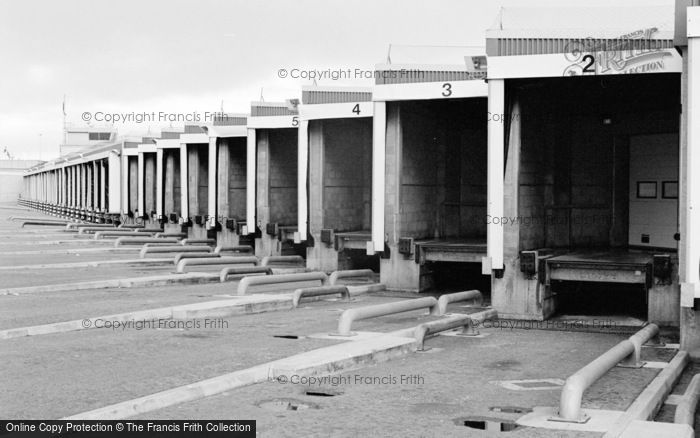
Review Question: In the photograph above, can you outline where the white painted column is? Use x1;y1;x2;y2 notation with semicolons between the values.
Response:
92;161;99;209
685;8;700;301
179;143;189;220
297;120;309;241
100;160;106;211
156;148;164;218
370;101;386;254
246;129;256;233
108;151;122;214
208;137;217;226
120;155;129;214
485;79;505;272
137;152;145;217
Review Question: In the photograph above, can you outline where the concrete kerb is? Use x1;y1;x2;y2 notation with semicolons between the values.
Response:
0;258;173;271
237;272;329;295
175;256;258;273
61;332;418;420
328;269;375;285
674;374;700;427
0;272;219;296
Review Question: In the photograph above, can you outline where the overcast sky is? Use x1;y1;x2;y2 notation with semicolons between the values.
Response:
0;0;672;160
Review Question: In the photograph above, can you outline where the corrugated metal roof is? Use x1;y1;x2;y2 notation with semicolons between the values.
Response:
486;6;675;56
302;89;372;104
250;102;298;117
212;115;247;126
374;68;486;85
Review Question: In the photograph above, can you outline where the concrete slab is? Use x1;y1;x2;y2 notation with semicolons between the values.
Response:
517;406;625;433
619;420;692;438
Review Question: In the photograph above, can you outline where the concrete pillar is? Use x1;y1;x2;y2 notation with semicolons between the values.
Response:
297;121;309;241
137;152;145;217
128;157;138;216
256;130;271;255
208;137;217;226
217;139;231;219
682;8;700;349
485;79;505;272
164;150;175;216
108;151;122;214
156;148;164;219
246;129;256;233
187;145;199;216
100;160;106;211
120;155;129;214
371;102;386;254
92;161;99;209
180;144;189;220
144;153;156;219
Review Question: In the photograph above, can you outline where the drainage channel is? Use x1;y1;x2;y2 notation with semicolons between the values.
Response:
453;416;520;432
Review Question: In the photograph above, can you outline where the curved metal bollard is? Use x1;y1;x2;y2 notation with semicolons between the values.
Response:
154;232;187;239
292;286;350;308
118;224;145;229
20;221;69;228
260;255;305;267
172;253;221;265
414;309;498;350
237;272;328;295
328;269;375;285
214;245;253;255
674;374;700;426
220;266;271;282
432;290;484;316
335;297;438;336
554;323;659;423
114;237;179;247
139;245;212;259
80;226;121;234
181;238;216;246
176;256;258;273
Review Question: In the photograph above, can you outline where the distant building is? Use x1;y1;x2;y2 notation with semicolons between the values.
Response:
60;124;117;156
0;159;43;202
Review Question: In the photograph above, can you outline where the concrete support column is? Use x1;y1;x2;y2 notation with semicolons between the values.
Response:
187;145;200;217
137;152;145;217
370;101;386;254
128;157;138;216
92;161;99;209
208;137;217;226
179;144;189;220
246;129;256;233
164;150;175;216
297;121;309;241
144;153;156;219
156;148;164;219
217;139;231;219
100;160;106;211
256;130;271;255
120;155;129;214
485;79;505;272
108;151;122;214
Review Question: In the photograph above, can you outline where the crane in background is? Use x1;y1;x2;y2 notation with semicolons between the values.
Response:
2;147;14;160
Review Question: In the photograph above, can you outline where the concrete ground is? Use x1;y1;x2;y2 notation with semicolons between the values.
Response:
0;205;693;437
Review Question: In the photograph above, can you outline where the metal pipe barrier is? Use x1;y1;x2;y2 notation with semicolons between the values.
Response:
328;269;375;285
432;290;484;316
214;245;253;255
172;253;221;265
414;309;498;350
94;230;155;239
176;256;258;273
114;237;179;247
674;374;700;427
139;245;212;258
79;226;121;235
219;266;271;282
118;224;145;229
154;232;187;239
260;255;305;267
135;228;166;233
237;272;329;295
20;221;69;228
68;223;113;230
181;238;216;246
292;286;350;308
10;217;67;223
334;297;439;336
553;323;660;423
